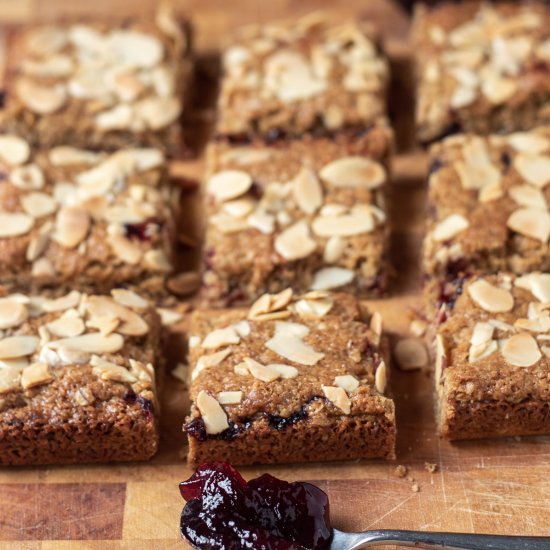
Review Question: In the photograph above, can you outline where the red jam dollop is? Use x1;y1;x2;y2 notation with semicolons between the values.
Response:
180;462;332;550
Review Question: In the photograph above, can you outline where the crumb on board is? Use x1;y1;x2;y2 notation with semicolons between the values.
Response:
411;483;420;493
394;465;408;478
425;462;438;473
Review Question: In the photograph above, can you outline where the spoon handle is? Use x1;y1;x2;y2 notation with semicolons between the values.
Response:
348;529;550;549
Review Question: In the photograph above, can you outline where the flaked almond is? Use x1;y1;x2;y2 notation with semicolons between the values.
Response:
217;391;243;405
47;315;85;338
156;308;183;326
223;198;256;219
192;348;232;380
323;236;346;263
319;157;385;189
375;360;387;394
311;267;354;290
107;29;163;68
243;357;280;382
95;104;133;130
208;170;253;203
450;85;476;109
87;314;120;336
515;273;550;302
0;135;30;166
265;331;324;366
0;212;34;238
48;146;102;166
432;214;469;242
501;333;541;367
16;79;67;114
21;192;57;218
478;181;503;203
84;296;148;336
507;208;550;243
312;208;374;237
394;338;428;371
292;167;323;214
51;207;90;248
21;362;53;390
334;374;359;393
202;326;240;350
143;249;172;272
10;163;44;191
271;288;293;311
470;322;494;345
468;279;514;312
322;385;351;414
513;153;550;188
111;289;149;310
32;257;56;277
247;210;275;234
481;74;517;104
508;133;550;154
196;390;229;435
268;363;298;379
274;220;316;261
509;185;548;210
294;296;333;318
49;333;124;354
370;311;383;346
42;290;81;313
0;336;39;359
0;299;28;329
107;234;142;264
0;368;21;394
135;96;181;130
92;361;137;384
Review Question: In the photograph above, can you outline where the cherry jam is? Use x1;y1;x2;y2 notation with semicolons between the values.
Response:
180;463;332;550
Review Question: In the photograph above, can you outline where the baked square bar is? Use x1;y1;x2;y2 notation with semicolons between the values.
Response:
0;9;191;156
413;1;550;144
216;13;389;139
433;272;550;440
0;289;161;465
423;129;550;278
184;290;395;465
202;124;393;305
0;137;176;296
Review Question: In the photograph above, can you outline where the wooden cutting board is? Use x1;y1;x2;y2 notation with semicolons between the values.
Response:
0;0;549;547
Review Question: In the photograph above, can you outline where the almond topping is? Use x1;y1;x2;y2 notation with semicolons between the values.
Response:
42;290;81;312
334;374;359;393
87;315;120;336
21;362;53;390
84;296;148;336
10;163;44;190
49;333;124;354
49;146;102;166
143;249;172;272
323;236;346;263
501;333;541;367
92;360;137;384
515;273;550;303
0;135;30;166
311;267;354;290
292;167;323;214
266;331;324;366
196;390;229;435
375;360;387;394
468;279;514;313
294;296;333;318
0;368;22;394
21;192;57;218
16;79;67;114
320;157;385;189
0;336;39;359
217;391;243;405
432;214;469;242
156;308;183;326
202;326;240;350
111;289;149;310
208;170;253;202
107;234;142;265
514;154;550;188
0;299;28;329
322;385;351;414
507;208;550;243
274;220;316;261
268;363;299;379
243;357;280;382
394;338;428;371
509;185;548;210
51;207;90;248
312;206;375;237
508;133;550;154
192;348;232;381
47;316;85;338
135;96;181;130
0;212;34;237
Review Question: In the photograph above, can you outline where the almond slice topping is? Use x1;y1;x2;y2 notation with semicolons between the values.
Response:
323;236;346;263
202;326;240;350
268;363;299;379
21;192;57;218
16;79;67;114
432;214;469;242
107;235;143;265
322;385;351;414
265;331;324;366
243;357;280;382
10;163;45;190
509;185;548;210
312;208;374;237
192;348;232;381
47;316;85;338
0;299;28;329
93;361;137;384
42;290;81;313
507;208;550;243
334;374;359;393
0;212;34;237
21;362;53;390
111;289;149;310
292;167;323;214
217;391;243;405
311;267;354;290
394;338;428;371
0;135;30;166
84;296;148;336
514;154;550;188
208;170;253;202
294;295;333;318
467;279;514;313
49;333;124;354
508;133;550;154
501;333;542;367
196;391;230;435
0;368;22;394
51;207;90;248
0;336;39;359
274;220;317;261
320;157;385;189
375;360;387;394
515;273;550;302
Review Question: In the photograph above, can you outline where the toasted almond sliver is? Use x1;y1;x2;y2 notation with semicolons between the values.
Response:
156;307;183;326
311;267;354;290
192;348;232;380
322;385;351;414
270;288;293;311
111;289;149;310
0;135;30;166
274;220;316;261
312;210;374;237
481;75;517;105
470;322;494;346
16;79;67;114
49;146;102;166
508;133;550;154
243;357;280;382
294;296;333;318
501;333;542;367
323;236;346;263
0;299;28;329
0;212;34;237
217;391;243;405
0;368;22;394
202;326;240;350
51;206;90;249
375;360;387;394
208;170;253;202
266;332;324;366
515;273;550;303
21;362;53;389
84;295;148;336
87;314;120;336
319;157;386;189
292;167;323;214
509;185;548;210
469;339;498;363
432;214;469;242
143;249;172;272
49;333;124;354
196;390;229;434
21;192;57;219
42;290;81;313
450;86;476;109
0;335;39;359
514;153;550;188
107;234;142;265
92;361;137;383
394;338;428;371
47;316;85;338
507;208;550;243
334;374;359;393
467;279;514;313
268;363;299;379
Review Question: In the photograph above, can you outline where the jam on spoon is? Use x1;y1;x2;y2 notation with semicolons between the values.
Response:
180;462;332;550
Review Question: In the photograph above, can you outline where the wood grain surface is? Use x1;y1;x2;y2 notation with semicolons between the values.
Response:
0;0;549;548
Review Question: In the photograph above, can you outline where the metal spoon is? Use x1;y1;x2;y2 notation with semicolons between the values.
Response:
330;528;550;549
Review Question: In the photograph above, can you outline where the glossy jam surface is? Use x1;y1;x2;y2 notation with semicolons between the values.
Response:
180;463;332;550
